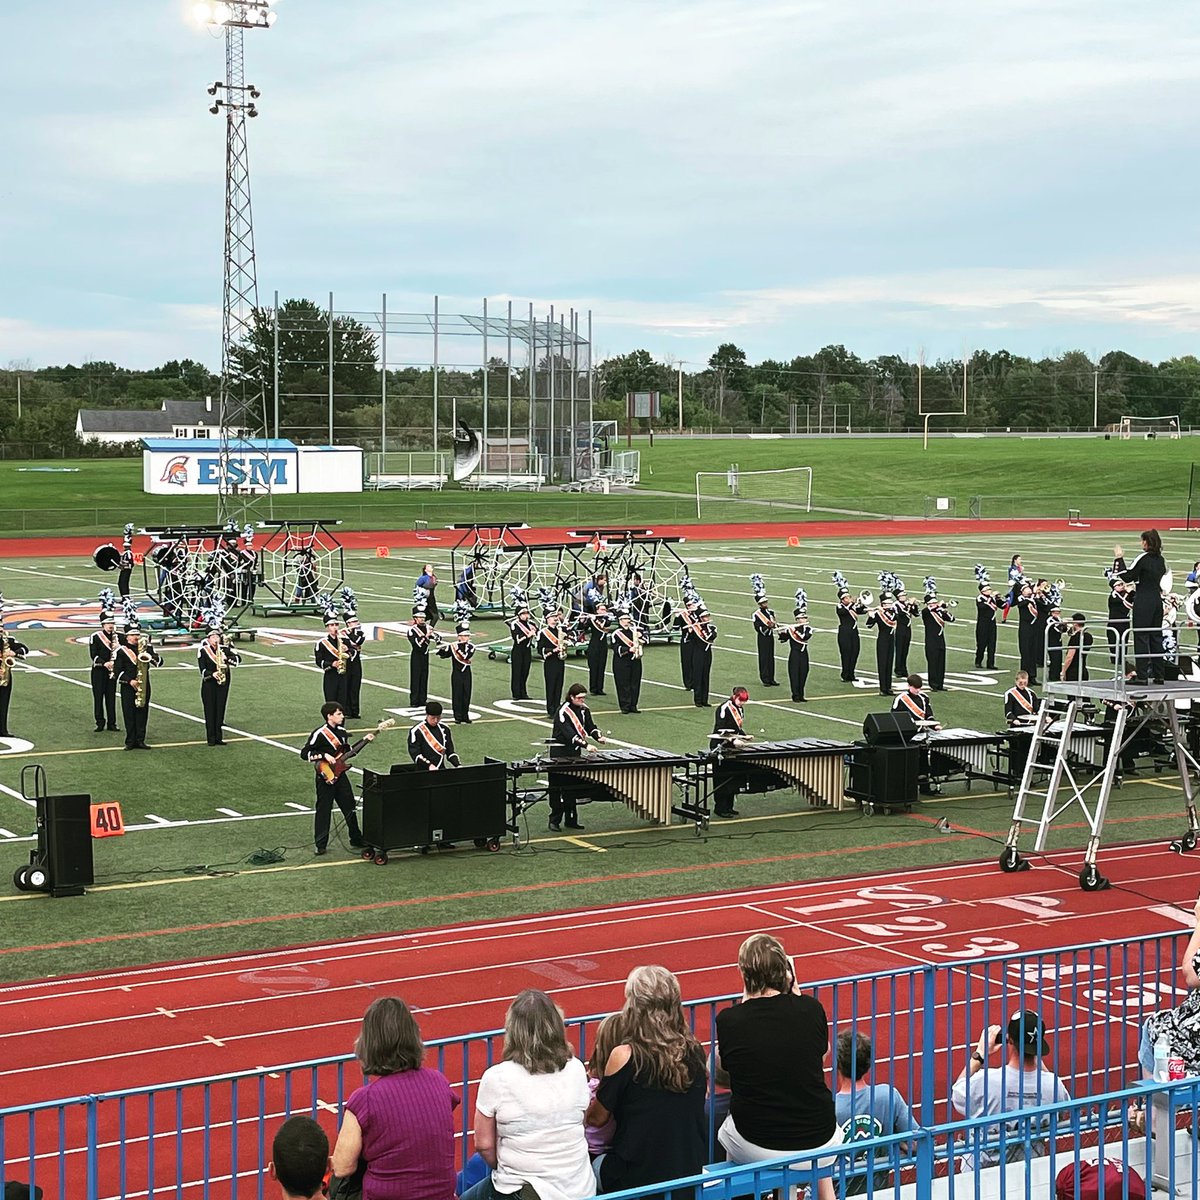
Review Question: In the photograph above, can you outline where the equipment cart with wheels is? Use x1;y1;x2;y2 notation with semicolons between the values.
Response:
360;761;508;863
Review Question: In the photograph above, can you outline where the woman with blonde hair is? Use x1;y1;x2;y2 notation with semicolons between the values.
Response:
330;996;459;1200
462;989;595;1200
715;934;841;1200
585;965;707;1194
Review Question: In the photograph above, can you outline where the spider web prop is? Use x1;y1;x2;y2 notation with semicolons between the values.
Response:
141;526;254;629
448;525;559;618
256;520;345;612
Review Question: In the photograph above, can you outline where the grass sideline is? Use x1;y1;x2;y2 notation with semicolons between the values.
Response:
0;528;1194;980
0;435;1192;535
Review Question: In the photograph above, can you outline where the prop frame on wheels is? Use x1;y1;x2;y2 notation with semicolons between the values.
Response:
252;518;345;617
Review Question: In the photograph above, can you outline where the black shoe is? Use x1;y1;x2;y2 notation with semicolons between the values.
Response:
715;809;740;818
314;847;328;856
349;838;366;848
919;785;935;796
95;724;106;733
629;707;641;713
137;743;152;749
987;663;996;670
548;821;562;833
124;745;137;751
974;661;982;668
564;821;585;831
108;724;119;731
593;691;607;696
793;696;806;703
879;690;891;696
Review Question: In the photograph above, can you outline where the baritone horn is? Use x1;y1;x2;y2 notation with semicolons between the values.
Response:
1054;578;1066;591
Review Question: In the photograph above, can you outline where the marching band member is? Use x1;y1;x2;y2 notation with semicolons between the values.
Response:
314;598;350;708
675;584;701;691
198;603;240;746
342;588;365;720
1117;529;1169;683
292;543;319;604
114;597;162;751
1106;572;1134;665
974;566;998;670
1061;612;1092;682
415;563;440;626
455;557;480;608
237;525;257;606
1015;579;1040;685
547;683;605;832
750;575;778;687
893;579;916;677
778;589;812;702
407;700;460;770
117;523;135;598
507;593;537;701
1004;670;1041;725
866;585;898;696
1033;580;1054;681
832;571;864;682
0;592;29;740
585;601;610;695
582;572;608;614
538;595;568;719
692;607;718;707
89;589;120;732
299;701;369;855
1045;601;1066;683
1001;554;1024;622
438;602;475;723
407;593;434;707
893;673;938;796
920;577;955;692
629;571;651;630
610;607;644;714
709;686;751;818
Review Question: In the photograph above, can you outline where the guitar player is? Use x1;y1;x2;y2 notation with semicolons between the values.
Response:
300;702;373;856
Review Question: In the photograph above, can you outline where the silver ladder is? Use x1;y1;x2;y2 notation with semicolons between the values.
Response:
1000;696;1200;890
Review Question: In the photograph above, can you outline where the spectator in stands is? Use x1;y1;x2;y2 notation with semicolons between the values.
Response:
1137;891;1200;1080
715;934;841;1200
270;1116;331;1200
950;1010;1070;1170
331;996;459;1200
584;1013;622;1160
585;965;707;1193
833;1032;917;1196
461;988;595;1200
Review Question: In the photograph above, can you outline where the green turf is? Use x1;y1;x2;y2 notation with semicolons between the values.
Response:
1;435;1194;535
0;529;1192;981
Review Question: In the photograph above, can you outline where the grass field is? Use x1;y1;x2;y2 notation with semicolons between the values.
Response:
2;526;1196;983
2;435;1194;535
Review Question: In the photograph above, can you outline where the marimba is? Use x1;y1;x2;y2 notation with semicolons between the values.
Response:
712;737;854;810
509;748;698;825
918;727;1011;784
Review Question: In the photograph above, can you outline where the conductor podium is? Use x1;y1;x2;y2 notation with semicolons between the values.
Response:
361;762;508;864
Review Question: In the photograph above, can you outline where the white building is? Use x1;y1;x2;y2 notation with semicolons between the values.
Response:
76;398;239;445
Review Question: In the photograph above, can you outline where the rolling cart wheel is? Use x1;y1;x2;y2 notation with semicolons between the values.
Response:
27;866;49;891
12;865;31;892
998;846;1027;873
487;838;501;852
1079;864;1110;892
361;847;374;861
1183;832;1198;852
373;852;389;866
488;649;497;660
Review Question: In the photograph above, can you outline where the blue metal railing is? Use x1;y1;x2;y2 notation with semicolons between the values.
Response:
1;930;1192;1199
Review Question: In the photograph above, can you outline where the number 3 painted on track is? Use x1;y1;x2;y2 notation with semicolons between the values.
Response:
920;936;1020;958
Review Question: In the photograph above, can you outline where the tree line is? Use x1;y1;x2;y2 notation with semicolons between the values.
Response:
3;296;1199;455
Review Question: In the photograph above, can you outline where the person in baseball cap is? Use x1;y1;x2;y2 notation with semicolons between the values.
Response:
1007;1009;1049;1058
1055;1159;1145;1200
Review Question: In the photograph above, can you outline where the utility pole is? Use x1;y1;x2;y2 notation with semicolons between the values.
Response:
194;0;277;527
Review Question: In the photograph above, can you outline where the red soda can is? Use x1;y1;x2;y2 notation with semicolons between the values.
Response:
1168;1055;1186;1080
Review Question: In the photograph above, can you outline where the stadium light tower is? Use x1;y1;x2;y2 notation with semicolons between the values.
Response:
193;0;278;527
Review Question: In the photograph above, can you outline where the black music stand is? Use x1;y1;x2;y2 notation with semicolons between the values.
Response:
361;763;508;864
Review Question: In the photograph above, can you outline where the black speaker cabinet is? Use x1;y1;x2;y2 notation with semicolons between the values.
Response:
847;746;919;810
361;762;508;851
862;710;917;745
37;794;94;897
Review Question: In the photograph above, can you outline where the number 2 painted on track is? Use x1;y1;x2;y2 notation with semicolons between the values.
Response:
846;915;948;938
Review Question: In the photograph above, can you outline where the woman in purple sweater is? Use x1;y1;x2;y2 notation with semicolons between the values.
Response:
331;997;460;1200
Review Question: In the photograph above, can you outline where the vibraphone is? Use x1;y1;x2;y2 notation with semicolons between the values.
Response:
713;737;854;810
508;748;704;826
918;727;1011;786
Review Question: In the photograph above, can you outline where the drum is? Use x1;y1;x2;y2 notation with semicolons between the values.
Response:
93;543;121;571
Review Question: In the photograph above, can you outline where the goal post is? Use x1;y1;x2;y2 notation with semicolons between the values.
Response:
695;466;813;519
1120;415;1182;440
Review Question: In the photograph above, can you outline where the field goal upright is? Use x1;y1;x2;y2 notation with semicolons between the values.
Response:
1120;414;1181;440
695;465;813;519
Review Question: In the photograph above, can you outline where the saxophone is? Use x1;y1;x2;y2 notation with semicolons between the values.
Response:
631;626;645;659
335;630;347;675
214;635;227;686
134;633;152;709
0;631;11;689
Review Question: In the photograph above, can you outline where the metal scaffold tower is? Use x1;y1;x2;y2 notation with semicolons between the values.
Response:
196;1;278;528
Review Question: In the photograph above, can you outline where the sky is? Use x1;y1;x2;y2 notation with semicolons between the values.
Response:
2;0;1199;372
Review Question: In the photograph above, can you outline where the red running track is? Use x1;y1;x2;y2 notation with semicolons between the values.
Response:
2;842;1197;1199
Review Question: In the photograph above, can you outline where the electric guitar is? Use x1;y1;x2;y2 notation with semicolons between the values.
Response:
315;718;395;783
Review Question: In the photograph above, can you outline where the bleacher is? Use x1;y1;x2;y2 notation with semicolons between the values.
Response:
460;473;544;491
4;931;1198;1198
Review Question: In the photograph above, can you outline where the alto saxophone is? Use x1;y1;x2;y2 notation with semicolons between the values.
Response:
214;636;227;686
134;633;152;709
0;631;11;689
335;631;347;675
632;627;644;659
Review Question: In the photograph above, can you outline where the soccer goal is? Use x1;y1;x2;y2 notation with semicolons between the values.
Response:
1119;415;1182;440
696;465;813;519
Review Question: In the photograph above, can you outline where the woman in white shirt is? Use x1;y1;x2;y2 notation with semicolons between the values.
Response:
462;989;596;1200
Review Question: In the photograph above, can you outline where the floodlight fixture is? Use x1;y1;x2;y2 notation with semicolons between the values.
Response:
193;0;276;29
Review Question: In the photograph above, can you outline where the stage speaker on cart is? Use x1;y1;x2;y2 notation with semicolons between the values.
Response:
863;711;917;745
39;794;93;897
847;746;919;811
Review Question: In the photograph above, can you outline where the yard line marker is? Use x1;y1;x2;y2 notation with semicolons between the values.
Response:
143;814;172;826
563;835;605;852
285;802;311;811
0;829;16;839
216;808;242;818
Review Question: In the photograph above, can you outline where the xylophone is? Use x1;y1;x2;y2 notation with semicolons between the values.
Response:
712;737;854;811
508;748;698;825
918;727;1011;784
